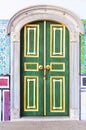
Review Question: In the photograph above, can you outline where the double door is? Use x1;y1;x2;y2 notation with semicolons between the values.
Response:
20;21;69;116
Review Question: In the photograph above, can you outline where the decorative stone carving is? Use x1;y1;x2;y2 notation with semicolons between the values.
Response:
7;5;84;35
70;31;79;43
10;108;20;120
11;32;20;43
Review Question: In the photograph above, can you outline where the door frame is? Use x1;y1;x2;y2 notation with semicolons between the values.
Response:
7;5;84;120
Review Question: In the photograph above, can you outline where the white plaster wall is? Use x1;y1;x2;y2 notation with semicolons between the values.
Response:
0;0;86;19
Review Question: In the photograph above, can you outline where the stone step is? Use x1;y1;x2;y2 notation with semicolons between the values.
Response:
0;121;86;130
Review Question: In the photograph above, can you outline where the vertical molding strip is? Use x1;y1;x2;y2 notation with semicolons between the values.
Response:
44;21;46;116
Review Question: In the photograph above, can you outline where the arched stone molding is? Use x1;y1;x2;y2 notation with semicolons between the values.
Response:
7;5;84;120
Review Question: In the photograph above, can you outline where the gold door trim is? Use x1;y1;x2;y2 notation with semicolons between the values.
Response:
24;62;39;71
27;79;36;109
50;62;65;72
53;79;62;109
50;76;65;112
44;21;47;116
24;76;39;112
24;24;39;57
50;24;65;58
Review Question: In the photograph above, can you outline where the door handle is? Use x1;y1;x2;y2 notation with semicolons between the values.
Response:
39;65;50;70
44;65;50;80
39;65;43;70
46;65;50;70
39;65;50;80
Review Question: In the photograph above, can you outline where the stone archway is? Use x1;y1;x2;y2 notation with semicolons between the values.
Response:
7;5;84;120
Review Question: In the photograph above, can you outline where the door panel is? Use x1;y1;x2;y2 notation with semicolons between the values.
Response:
24;76;38;111
20;22;44;116
24;24;39;57
50;24;65;58
46;22;69;116
20;21;69;116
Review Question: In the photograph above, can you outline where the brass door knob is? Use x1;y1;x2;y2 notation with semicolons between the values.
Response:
46;65;50;70
39;65;43;70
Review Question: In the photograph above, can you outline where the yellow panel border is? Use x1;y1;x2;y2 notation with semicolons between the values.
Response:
53;79;63;109
50;62;65;72
24;62;39;71
24;24;39;58
27;79;36;109
50;24;65;58
50;76;65;112
24;76;39;112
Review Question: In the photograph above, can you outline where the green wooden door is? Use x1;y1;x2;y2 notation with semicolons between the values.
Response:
20;21;69;116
